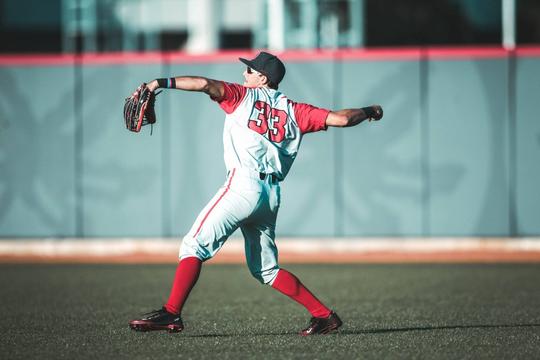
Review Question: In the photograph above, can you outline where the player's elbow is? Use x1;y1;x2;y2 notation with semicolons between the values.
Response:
199;78;211;92
201;78;224;99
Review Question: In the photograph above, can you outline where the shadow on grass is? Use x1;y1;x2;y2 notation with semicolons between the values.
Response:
182;323;540;338
342;323;540;335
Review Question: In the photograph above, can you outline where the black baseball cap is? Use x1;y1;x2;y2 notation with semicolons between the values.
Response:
239;52;286;85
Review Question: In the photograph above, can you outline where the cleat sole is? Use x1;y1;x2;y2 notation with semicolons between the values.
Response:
167;324;183;333
129;321;184;333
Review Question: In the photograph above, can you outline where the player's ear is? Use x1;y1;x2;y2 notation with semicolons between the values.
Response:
260;74;269;86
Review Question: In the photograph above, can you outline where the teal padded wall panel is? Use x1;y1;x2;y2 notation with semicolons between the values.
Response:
81;64;164;236
516;58;540;234
427;59;510;236
0;66;76;236
1;53;539;238
340;60;423;236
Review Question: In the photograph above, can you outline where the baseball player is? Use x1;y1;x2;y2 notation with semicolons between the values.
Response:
129;51;383;335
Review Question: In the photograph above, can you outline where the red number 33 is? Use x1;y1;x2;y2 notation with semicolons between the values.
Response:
248;101;288;143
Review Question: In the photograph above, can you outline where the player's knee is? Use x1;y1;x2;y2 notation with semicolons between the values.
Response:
249;267;279;285
179;235;212;261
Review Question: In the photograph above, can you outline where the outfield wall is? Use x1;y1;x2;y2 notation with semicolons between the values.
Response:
0;48;539;238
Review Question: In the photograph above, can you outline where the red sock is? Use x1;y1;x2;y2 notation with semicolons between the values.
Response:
164;256;202;315
271;269;331;318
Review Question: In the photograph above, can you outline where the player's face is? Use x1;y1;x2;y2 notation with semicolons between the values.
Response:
243;67;267;88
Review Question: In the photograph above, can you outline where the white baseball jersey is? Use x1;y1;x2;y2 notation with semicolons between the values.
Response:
216;82;330;180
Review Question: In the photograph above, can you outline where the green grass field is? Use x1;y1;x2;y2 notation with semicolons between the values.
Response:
1;263;540;359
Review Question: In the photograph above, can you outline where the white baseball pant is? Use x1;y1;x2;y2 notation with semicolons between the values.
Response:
179;167;281;284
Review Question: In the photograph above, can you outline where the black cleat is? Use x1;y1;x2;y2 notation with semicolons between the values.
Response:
300;311;342;336
129;307;184;333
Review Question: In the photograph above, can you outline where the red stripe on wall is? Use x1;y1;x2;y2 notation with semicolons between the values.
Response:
516;46;540;57
193;168;236;238
336;47;422;61
425;46;509;59
0;47;539;66
0;54;77;66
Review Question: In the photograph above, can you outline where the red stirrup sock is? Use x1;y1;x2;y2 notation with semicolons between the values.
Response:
271;269;332;318
164;256;202;315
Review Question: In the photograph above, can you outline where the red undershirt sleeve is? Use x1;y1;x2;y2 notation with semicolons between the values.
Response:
292;101;330;134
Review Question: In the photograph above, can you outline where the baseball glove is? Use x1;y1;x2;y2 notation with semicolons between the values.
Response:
123;83;160;133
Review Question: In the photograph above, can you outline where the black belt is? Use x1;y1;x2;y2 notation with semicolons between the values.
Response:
259;173;278;182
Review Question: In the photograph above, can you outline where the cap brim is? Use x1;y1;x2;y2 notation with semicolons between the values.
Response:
239;57;260;72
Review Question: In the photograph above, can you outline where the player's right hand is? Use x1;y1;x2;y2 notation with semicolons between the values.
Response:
368;105;383;121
